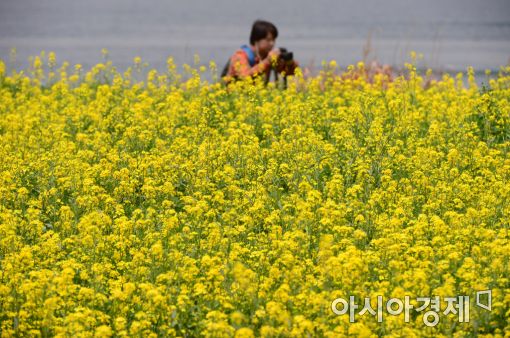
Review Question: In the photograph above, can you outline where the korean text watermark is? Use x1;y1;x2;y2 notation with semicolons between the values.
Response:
331;290;492;326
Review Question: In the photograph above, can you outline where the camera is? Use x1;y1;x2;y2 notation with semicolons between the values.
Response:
278;47;293;62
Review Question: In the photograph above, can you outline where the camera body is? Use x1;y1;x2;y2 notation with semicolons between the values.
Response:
279;47;293;62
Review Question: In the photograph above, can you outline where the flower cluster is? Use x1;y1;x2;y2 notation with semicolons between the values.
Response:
0;53;509;337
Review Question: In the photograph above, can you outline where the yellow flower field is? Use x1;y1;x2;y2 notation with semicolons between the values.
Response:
0;53;509;337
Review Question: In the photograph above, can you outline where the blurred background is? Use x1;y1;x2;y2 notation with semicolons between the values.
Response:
1;0;509;78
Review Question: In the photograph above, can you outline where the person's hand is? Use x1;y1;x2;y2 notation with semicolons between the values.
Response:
269;48;281;58
266;49;281;64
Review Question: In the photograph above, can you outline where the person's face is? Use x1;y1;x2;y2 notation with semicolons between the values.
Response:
255;32;275;56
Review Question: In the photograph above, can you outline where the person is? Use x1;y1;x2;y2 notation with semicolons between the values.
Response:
222;20;299;85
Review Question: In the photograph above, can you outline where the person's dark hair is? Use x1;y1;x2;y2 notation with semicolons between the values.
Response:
249;20;278;45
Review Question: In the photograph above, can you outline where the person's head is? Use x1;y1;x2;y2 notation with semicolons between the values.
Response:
250;20;278;57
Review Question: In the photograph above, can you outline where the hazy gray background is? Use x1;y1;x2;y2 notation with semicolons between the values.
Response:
1;0;509;76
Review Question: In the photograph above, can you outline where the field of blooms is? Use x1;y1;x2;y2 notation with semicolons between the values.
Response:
0;52;509;337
